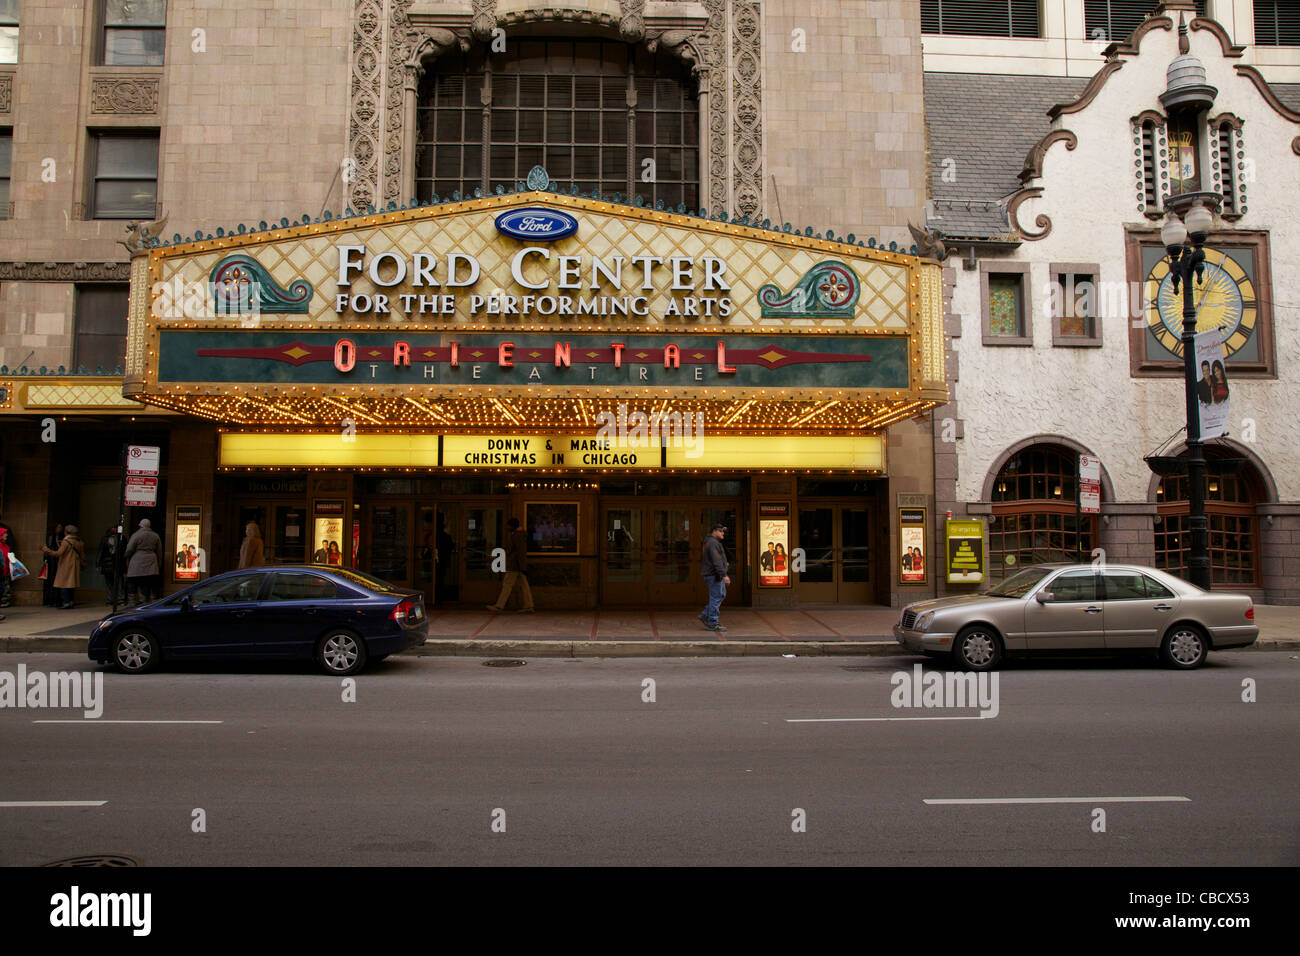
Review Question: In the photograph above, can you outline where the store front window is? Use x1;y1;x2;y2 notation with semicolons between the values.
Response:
988;444;1096;581
1155;457;1261;587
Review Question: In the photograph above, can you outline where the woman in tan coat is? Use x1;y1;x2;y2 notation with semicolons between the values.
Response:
238;522;264;569
42;524;85;609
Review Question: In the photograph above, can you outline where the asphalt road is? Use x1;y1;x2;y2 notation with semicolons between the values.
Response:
1;651;1296;866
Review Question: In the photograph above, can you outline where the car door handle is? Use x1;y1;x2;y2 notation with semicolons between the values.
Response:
1153;604;1172;611
1082;606;1101;613
233;610;249;618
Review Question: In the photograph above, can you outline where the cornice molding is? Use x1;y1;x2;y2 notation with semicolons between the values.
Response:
1190;17;1245;59
0;261;131;281
1006;187;1052;241
1234;65;1300;125
1019;130;1077;185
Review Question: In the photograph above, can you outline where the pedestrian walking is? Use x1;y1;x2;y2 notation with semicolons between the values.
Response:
98;526;124;605
42;523;63;606
0;521;13;610
485;517;535;613
124;518;162;605
699;523;731;632
41;524;85;609
238;521;264;569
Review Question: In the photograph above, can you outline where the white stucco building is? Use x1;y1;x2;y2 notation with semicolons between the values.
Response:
922;0;1300;604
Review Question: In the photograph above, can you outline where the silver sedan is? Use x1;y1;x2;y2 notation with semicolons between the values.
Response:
894;563;1258;670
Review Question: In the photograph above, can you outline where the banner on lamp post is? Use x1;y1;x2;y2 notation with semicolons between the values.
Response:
1194;330;1230;440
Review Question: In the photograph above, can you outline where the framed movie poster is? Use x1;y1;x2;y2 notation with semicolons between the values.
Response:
757;504;791;588
899;507;927;585
173;505;202;581
526;501;579;555
312;516;345;566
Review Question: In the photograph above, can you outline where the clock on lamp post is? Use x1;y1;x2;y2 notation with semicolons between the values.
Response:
1158;199;1217;591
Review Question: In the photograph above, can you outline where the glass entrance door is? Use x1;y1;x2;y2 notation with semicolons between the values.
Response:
796;504;872;603
367;503;411;586
601;501;736;606
461;504;503;605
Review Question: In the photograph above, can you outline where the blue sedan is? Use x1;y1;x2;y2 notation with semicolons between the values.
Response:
88;566;428;676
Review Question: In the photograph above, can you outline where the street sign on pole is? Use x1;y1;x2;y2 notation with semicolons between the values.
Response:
125;475;158;507
126;445;161;477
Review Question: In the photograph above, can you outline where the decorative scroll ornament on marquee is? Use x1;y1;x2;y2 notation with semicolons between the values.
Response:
210;254;314;314
759;262;861;318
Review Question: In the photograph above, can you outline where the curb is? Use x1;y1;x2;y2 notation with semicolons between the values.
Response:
3;635;1298;658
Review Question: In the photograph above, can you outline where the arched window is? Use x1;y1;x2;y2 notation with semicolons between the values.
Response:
1155;453;1263;586
988;444;1098;581
416;39;699;210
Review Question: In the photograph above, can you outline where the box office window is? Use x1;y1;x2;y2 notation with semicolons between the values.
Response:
89;131;159;219
75;284;129;373
101;0;166;66
0;0;18;65
417;39;699;211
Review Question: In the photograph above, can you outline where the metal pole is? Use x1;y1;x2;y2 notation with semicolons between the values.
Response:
1178;245;1211;590
113;442;126;612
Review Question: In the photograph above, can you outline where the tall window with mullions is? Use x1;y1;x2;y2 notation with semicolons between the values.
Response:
416;39;699;211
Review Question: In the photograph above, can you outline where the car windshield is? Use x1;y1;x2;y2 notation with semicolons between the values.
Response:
986;566;1054;598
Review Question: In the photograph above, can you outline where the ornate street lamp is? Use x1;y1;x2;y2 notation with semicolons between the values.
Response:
1160;199;1216;590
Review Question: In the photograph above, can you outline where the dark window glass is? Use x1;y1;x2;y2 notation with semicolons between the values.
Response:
75;284;129;373
1083;1;1205;44
0;130;10;217
1253;0;1300;46
1049;570;1097;602
103;0;167;66
921;0;1041;38
416;38;698;209
266;572;338;602
189;573;265;606
90;131;159;219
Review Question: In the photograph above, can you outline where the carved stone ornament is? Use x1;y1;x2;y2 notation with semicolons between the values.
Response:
90;77;161;115
0;74;11;113
619;0;646;43
0;261;132;281
348;0;762;218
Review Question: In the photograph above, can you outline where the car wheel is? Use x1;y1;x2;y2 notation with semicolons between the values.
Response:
113;629;159;674
316;629;367;676
1161;625;1208;669
953;625;1002;671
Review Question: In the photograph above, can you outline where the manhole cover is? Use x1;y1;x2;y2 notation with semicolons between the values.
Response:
482;659;527;667
42;854;139;867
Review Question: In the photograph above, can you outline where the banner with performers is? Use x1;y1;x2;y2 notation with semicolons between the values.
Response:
1194;329;1231;440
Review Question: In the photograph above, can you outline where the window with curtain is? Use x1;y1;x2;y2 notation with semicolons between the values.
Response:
89;130;159;219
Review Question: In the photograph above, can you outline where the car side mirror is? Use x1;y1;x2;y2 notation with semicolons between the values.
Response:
1035;591;1053;604
180;594;193;612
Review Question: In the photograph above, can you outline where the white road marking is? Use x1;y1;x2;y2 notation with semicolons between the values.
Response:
924;796;1192;805
32;719;223;724
0;801;107;808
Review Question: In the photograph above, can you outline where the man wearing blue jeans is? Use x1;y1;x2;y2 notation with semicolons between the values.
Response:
699;523;731;632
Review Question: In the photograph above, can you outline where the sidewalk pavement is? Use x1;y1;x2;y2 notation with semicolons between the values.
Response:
2;601;1298;658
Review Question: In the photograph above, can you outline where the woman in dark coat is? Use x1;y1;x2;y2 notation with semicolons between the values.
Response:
43;523;63;606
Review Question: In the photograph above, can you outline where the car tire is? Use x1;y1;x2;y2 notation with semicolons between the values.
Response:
112;629;160;674
1160;624;1208;669
316;629;368;676
953;625;1002;671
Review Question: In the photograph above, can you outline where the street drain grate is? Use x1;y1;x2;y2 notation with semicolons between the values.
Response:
482;659;527;667
42;854;139;867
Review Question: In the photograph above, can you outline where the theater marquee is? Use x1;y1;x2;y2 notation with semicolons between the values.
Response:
124;172;947;438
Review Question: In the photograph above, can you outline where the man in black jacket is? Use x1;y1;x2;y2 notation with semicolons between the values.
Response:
486;517;535;613
699;523;731;632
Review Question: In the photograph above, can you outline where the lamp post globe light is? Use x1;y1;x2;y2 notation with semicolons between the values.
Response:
1160;199;1218;591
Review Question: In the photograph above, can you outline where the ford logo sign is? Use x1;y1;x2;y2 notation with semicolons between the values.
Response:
495;208;579;242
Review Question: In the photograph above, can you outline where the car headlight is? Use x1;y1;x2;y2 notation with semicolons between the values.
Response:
915;611;936;632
